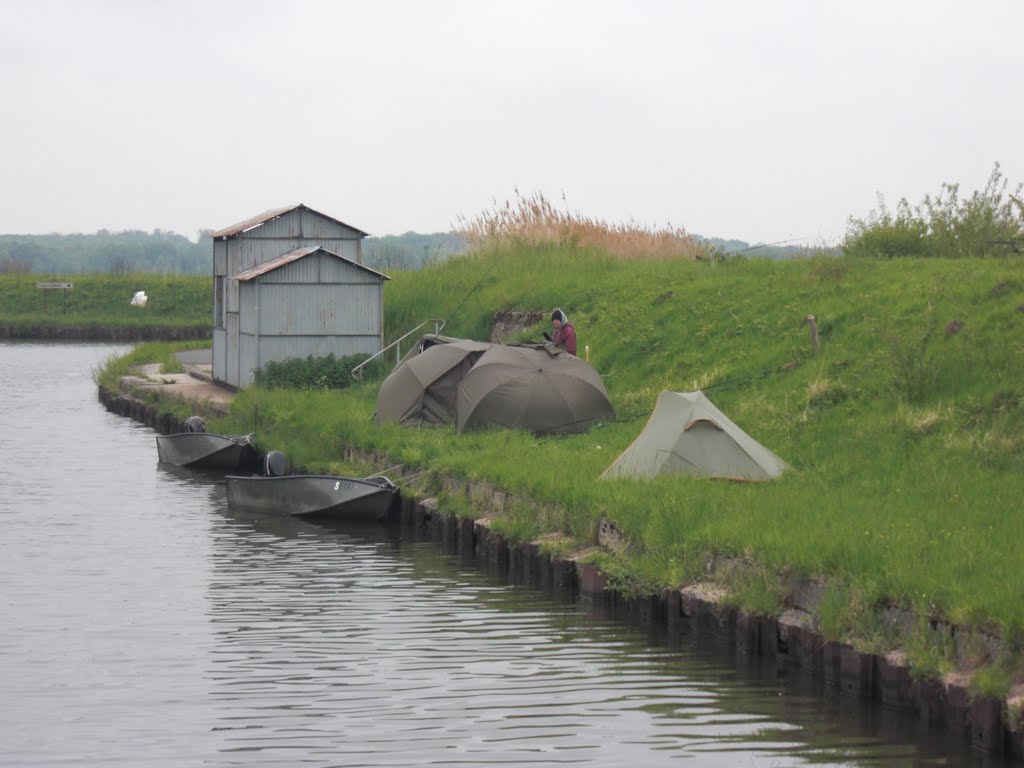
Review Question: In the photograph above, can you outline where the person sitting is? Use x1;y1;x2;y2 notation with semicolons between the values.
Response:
548;308;577;355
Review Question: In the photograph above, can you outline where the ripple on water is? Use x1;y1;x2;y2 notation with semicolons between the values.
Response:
0;343;1005;768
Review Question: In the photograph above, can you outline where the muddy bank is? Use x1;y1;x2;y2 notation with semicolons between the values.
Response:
98;385;1024;760
1;325;210;341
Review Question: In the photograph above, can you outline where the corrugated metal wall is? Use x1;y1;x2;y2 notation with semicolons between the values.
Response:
255;252;378;285
213;240;227;275
239;333;258;388
212;327;226;381
226;314;240;385
252;284;382;335
318;252;376;282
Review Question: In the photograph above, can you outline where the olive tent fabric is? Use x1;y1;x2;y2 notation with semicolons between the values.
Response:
395;333;466;367
601;390;787;481
374;339;492;426
456;344;615;435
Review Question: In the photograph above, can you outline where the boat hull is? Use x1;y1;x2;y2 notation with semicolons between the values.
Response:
225;474;397;522
156;433;259;470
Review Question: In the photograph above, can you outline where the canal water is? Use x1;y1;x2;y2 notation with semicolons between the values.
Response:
0;341;1015;768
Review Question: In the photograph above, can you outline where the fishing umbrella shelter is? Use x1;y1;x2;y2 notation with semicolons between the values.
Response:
395;333;469;367
601;390;786;481
456;344;615;435
375;339;492;426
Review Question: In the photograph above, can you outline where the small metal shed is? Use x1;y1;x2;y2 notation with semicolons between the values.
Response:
225;245;390;389
210;204;379;387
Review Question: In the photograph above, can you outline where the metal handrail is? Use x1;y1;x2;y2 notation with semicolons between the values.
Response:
351;318;447;379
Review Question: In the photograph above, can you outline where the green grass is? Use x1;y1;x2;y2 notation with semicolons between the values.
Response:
0;273;210;331
103;245;1024;638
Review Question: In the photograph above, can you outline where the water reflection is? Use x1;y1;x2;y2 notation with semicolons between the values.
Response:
204;508;1003;767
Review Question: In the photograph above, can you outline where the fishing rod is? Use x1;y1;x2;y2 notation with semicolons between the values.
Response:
394;468;435;488
441;251;504;330
702;364;784;392
738;237;807;253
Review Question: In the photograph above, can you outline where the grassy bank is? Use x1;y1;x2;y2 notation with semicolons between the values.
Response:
0;273;210;334
97;245;1024;686
197;247;1024;633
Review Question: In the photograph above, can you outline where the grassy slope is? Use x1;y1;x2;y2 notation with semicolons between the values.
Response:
0;273;210;330
136;247;1024;633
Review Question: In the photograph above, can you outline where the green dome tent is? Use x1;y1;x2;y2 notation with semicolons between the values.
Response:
374;338;492;426
601;390;786;481
456;344;615;435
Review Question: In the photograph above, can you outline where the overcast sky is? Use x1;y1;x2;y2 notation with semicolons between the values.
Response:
2;1;1021;245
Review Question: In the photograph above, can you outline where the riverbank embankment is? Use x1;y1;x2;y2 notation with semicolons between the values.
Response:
0;324;209;341
0;272;210;340
98;374;1024;761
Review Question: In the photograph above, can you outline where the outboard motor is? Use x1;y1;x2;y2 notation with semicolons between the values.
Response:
262;450;287;477
184;416;206;433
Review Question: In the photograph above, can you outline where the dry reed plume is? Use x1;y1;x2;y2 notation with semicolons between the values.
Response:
456;191;711;261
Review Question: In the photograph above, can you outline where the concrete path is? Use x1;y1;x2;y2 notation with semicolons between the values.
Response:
122;349;235;408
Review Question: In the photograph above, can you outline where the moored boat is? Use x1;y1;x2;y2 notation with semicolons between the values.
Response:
225;472;398;521
155;416;260;471
225;452;398;521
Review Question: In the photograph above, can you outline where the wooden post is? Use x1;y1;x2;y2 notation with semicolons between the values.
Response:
806;314;819;355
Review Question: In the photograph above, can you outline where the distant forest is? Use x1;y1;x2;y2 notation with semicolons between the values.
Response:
0;229;808;275
0;230;468;275
0;230;214;275
695;235;822;259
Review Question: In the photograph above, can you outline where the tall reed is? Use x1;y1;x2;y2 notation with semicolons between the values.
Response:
456;190;712;261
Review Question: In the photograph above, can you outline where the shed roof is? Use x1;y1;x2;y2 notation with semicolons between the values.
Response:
211;203;370;239
232;245;391;282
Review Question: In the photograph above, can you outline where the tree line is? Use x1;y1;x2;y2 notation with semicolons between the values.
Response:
0;225;827;276
0;230;213;275
0;230;468;275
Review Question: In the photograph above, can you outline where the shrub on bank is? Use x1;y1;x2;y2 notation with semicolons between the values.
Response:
844;163;1024;259
254;353;386;390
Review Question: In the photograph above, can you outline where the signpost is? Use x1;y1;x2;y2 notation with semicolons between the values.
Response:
37;282;74;313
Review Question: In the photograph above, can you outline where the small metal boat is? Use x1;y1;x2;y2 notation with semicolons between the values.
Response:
155;416;260;471
225;452;398;521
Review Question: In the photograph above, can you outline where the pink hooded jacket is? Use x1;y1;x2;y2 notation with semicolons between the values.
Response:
551;308;577;355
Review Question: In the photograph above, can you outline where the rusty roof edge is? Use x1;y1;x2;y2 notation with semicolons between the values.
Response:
210;205;299;238
211;203;371;239
232;246;317;281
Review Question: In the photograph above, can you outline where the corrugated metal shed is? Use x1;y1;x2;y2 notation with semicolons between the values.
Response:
210;206;382;389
